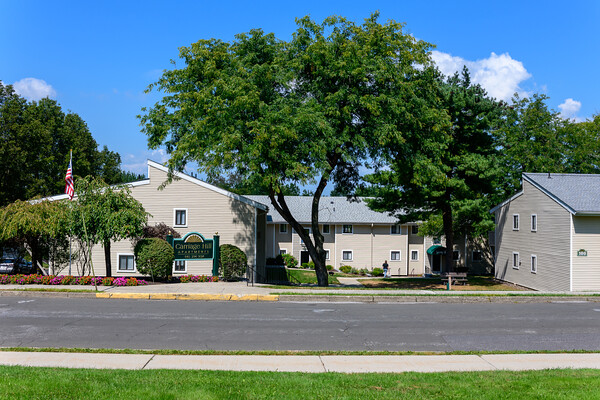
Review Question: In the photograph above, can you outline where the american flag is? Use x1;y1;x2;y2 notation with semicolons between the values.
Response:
64;152;74;200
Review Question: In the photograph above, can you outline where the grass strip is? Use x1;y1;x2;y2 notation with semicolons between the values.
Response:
272;291;600;297
1;366;599;399
1;347;599;356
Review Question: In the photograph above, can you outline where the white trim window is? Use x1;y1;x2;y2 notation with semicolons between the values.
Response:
279;224;288;233
279;249;287;255
390;224;401;235
322;224;330;234
342;250;353;261
512;252;520;269
174;208;188;228
390;250;401;261
410;250;419;261
411;225;419;235
342;225;353;234
513;214;519;231
117;254;135;272
174;260;186;273
531;254;537;273
325;250;330;260
531;214;537;232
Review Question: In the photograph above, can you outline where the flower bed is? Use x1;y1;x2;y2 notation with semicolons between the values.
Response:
176;275;219;283
0;274;148;286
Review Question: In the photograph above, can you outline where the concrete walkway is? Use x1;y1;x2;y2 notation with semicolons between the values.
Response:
1;351;599;372
1;281;600;303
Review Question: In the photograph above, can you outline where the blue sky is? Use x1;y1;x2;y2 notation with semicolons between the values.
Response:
2;0;599;175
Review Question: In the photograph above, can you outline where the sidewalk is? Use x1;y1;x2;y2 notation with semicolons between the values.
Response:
0;351;599;372
1;281;600;303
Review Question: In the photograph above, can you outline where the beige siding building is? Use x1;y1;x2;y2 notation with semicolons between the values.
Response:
53;160;268;278
493;173;600;291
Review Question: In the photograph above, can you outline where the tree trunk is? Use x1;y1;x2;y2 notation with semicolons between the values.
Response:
442;200;454;273
104;239;112;277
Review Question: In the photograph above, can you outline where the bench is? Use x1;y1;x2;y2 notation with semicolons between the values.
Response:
441;272;468;286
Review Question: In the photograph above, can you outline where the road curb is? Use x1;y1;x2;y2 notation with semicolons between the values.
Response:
95;293;279;301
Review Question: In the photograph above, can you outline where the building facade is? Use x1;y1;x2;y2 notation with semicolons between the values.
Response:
492;173;600;291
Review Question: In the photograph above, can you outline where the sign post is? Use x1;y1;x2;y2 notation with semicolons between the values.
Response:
166;232;221;277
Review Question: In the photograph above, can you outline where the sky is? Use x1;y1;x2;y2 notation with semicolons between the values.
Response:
1;0;599;176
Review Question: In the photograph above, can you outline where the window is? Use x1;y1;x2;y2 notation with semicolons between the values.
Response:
390;251;401;261
453;250;460;261
342;250;353;261
513;214;519;231
322;224;330;234
531;254;537;273
118;254;135;271
279;224;288;233
325;250;330;260
391;224;401;234
410;250;419;261
512;252;520;269
472;250;482;261
174;209;187;227
411;225;419;235
342;225;353;234
531;214;537;232
174;260;186;273
279;249;287;255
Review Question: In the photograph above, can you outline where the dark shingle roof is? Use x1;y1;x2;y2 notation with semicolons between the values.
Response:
246;196;402;224
524;173;600;214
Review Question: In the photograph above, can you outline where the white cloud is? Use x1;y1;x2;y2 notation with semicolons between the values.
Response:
431;51;532;101
558;98;583;122
122;149;169;175
12;78;57;101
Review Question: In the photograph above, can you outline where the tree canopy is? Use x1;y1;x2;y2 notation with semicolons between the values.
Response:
140;13;440;285
0;82;144;206
367;68;507;272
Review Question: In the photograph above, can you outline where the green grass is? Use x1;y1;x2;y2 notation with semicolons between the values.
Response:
286;268;339;285
2;347;599;356
1;366;599;399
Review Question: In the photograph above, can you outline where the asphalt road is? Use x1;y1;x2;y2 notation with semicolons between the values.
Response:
1;296;599;351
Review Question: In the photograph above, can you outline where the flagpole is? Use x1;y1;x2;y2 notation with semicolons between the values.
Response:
68;149;72;276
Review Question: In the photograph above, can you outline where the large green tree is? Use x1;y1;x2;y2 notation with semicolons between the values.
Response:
71;176;148;277
367;68;507;273
0;81;143;206
140;13;440;285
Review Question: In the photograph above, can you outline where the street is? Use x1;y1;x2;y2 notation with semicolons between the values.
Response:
1;295;599;351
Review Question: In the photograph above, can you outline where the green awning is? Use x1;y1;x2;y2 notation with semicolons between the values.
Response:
427;245;446;255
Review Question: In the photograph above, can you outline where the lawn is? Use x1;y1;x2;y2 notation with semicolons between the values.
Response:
358;276;525;291
286;268;340;285
0;366;598;399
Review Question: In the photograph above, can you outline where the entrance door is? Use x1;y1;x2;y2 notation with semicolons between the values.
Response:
432;254;441;273
300;251;309;265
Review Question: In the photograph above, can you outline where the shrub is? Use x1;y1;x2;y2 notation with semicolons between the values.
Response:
220;244;247;280
359;268;368;276
326;265;333;271
372;267;384;276
301;262;309;269
351;267;359;275
339;265;352;274
307;261;315;270
281;254;298;268
134;238;175;281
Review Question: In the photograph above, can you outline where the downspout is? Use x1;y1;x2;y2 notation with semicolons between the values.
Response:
370;223;374;270
570;214;573;292
272;223;276;257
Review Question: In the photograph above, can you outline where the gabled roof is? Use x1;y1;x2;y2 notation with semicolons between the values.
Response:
246;195;403;224
523;173;600;215
147;160;268;211
491;172;600;215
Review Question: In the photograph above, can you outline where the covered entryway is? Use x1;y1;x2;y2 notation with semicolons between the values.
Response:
427;245;446;274
300;251;310;265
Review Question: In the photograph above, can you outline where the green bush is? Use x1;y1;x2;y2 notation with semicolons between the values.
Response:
359;268;368;276
134;238;175;281
372;267;384;276
307;261;315;270
219;244;247;280
351;267;359;275
339;265;352;274
301;262;309;269
281;253;298;268
326;265;333;271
